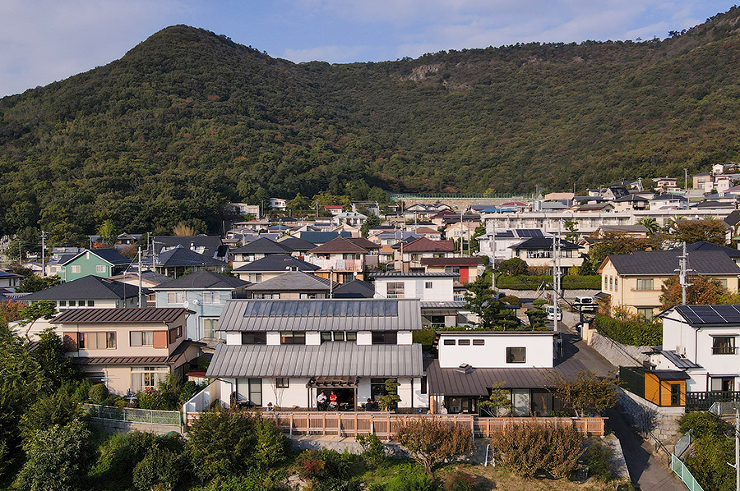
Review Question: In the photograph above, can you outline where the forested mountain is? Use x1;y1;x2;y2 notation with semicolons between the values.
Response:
2;8;740;237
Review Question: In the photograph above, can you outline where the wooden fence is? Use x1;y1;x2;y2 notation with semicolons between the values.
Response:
185;411;605;438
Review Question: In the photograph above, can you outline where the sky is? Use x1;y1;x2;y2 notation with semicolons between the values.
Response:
0;0;737;98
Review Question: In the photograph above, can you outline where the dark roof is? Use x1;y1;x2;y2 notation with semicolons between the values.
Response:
659;350;701;369
0;270;23;279
671;304;740;326
652;370;691;381
232;254;320;273
309;237;369;254
332;279;375;298
369;272;459;278
605;250;740;275
651;194;687;201
298;231;351;245
154;236;224;258
73;356;169;365
155;270;249;290
277;236;316;252
401;237;455;253
670;241;740;258
419;257;482;266
246;271;330;292
88;248;132;265
23;275;142;301
724;210;740;227
345;237;381;250
156;246;224;267
510;237;580;250
231;237;294;254
51;307;192;324
217;298;422;332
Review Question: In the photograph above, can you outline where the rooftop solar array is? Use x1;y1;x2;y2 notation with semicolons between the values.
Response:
674;305;740;325
242;299;399;318
515;229;544;237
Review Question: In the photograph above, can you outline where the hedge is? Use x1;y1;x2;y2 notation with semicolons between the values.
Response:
495;275;601;290
592;314;662;346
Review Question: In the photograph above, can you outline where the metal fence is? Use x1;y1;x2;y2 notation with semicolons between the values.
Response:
686;390;740;411
709;400;740;416
671;454;705;491
674;430;692;459
82;403;182;426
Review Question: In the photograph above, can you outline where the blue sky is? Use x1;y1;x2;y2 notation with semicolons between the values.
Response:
0;0;737;97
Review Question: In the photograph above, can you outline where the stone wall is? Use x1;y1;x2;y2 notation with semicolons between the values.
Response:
617;388;684;441
87;417;184;435
589;332;649;368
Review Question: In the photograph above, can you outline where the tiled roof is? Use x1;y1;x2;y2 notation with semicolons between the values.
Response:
232;254;320;273
206;343;424;378
155;270;249;290
90;248;132;265
669;241;740;258
156;247;224;267
606;250;740;276
369;272;459;278
277;237;316;251
51;307;191;324
231;237;294;254
23;275;142;301
345;237;381;250
309;237;369;254
298;231;351;245
401;237;455;253
154;236;224;258
246;271;330;292
217;298;422;332
332;279;375;299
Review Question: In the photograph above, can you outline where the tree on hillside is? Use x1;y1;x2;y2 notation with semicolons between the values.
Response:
660;275;727;309
96;219;118;246
667;219;728;246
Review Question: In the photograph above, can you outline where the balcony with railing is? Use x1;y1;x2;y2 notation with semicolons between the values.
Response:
306;258;364;272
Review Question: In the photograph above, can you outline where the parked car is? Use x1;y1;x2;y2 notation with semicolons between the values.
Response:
545;305;563;321
574;296;596;312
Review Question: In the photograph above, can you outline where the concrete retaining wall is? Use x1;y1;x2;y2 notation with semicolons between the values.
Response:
87;417;184;435
617;389;683;440
589;332;649;368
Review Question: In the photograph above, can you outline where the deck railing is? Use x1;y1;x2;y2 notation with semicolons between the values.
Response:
82;403;182;426
185;411;605;438
686;390;740;411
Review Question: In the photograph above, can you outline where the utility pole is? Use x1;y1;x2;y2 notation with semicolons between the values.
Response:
40;230;47;277
138;247;143;308
552;223;562;333
677;242;693;305
684;168;689;192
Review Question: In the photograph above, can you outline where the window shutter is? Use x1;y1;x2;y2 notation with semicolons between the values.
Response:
153;331;168;349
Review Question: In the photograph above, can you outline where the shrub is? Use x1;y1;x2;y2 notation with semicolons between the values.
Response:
584;442;613;482
294;449;356;483
490;422;584;479
498;257;528;276
132;446;184;491
254;417;290;470
532;299;548;307
593;314;662;346
444;469;476;491
88;383;109;404
196;473;285;491
384;463;438;491
19;390;81;443
356;433;386;468
500;295;521;307
550;371;619;417
90;431;167;489
395;417;472;474
72;379;94;403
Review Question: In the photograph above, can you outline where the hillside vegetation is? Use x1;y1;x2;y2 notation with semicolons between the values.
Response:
2;8;740;235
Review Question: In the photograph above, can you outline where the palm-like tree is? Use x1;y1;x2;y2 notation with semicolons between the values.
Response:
638;217;661;236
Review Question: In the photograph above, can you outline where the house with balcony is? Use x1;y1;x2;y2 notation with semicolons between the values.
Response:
426;330;577;415
53;307;201;395
598;250;740;320
306;237;375;283
153;270;250;344
509;237;583;274
203;298;426;411
420;257;482;285
642;305;740;409
394;237;455;272
231;254;320;283
230;238;295;268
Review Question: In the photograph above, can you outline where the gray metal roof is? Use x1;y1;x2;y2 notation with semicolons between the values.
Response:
206;343;424;378
246;271;330;292
217;298;422;332
154;269;249;290
51;307;192;324
23;275;142;301
231;254;320;273
420;301;467;309
370;272;459;278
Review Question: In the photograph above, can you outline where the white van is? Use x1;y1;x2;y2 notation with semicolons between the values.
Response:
575;296;596;312
545;305;563;321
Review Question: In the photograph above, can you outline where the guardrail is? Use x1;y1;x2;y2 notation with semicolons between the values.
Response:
82;403;182;426
671;454;705;491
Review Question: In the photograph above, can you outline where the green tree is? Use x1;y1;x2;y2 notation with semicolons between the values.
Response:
15;274;61;293
660;275;727;309
564;220;579;242
479;382;513;416
360;213;382;238
15;419;95;491
588;231;661;270
668;218;728;246
19;390;82;443
497;257;528;276
638;217;661;236
97;219;118;245
463;277;520;330
17;301;57;334
32;328;79;390
550;371;619;417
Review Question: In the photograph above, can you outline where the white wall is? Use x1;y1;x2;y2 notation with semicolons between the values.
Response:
306;332;321;346
438;332;554;368
262;377;312;408
226;332;241;345
374;277;454;302
356;331;372;345
397;331;413;345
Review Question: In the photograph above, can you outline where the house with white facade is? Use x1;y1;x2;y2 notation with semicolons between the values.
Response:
203;299;426;411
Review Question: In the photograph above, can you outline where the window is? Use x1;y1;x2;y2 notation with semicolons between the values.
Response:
168;326;182;344
430;315;445;327
609;277;613;290
202;318;219;339
371;378;393;400
130;331;154;347
276;378;289;388
167;292;185;304
636;278;654;291
506;347;526;363
79;332;116;350
614;277;618;290
242;332;267;345
202;292;221;304
637;308;654;322
323;330;358;342
96;265;106;273
443;339;456;345
131;366;168;391
249;273;262;283
420;376;427;394
386;282;405;299
716;278;728;289
59;300;66;307
333;331;345;341
343;253;360;260
281;331;306;345
425;281;433;289
712;336;736;355
458;339;470;346
87;300;95;307
69;300;76;307
70;265;81;273
346;332;357;342
372;331;397;345
236;378;262;407
603;276;608;290
473;339;485;346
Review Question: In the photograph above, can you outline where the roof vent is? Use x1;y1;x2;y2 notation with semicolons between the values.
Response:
456;363;473;374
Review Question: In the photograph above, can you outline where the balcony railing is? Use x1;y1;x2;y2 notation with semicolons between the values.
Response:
686;390;740;411
306;258;363;272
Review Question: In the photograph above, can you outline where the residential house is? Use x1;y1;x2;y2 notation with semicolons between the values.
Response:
230;238;295;269
297;231;352;246
53;307;201;395
332;279;375;299
277;237;316;258
57;248;131;283
324;205;344;216
269;198;287;210
333;212;367;228
0;270;23;290
153;246;226;278
612;195;649;212
115;233;142;251
351;201;381;217
420;257;482;285
153;236;228;263
654;177;680;193
228;202;261;218
306;237;374;283
594;225;649;238
649;194;688;210
204;298;426;410
426;331;562;414
231;254;320;284
154;270;250;343
630;305;740;408
246;271;331;299
394;237;455;272
598;250;740;320
693;173;712;190
509;237;583;273
410;226;442;241
670;241;740;268
108;270;171;307
22;275;142;311
478;229;549;263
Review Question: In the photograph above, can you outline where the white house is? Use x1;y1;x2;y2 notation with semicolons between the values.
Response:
203;298;427;411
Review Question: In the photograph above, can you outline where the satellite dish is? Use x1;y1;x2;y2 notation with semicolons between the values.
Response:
183;301;189;308
192;299;200;305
